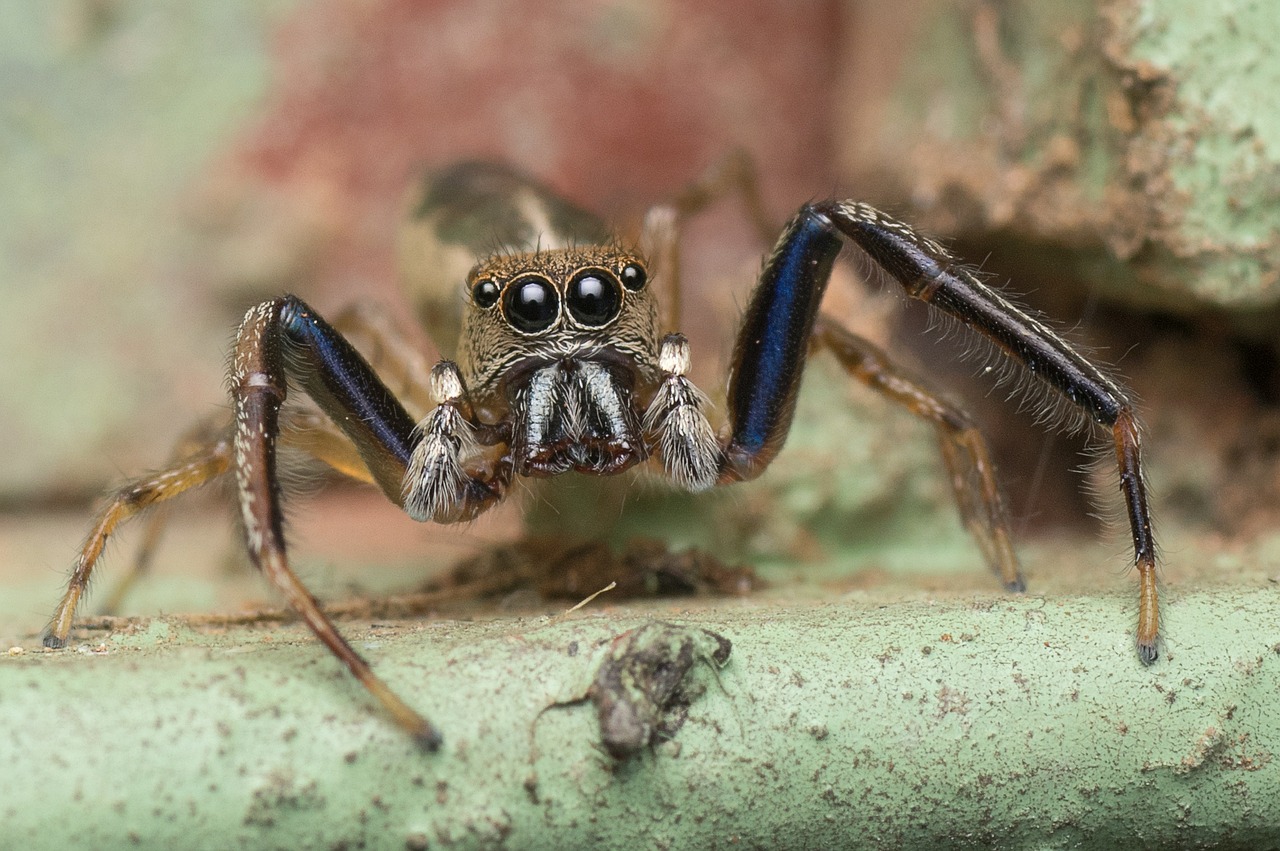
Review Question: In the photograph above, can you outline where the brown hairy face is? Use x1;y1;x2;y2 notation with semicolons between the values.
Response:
457;246;661;403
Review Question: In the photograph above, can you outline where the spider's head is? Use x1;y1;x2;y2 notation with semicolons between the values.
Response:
457;245;660;399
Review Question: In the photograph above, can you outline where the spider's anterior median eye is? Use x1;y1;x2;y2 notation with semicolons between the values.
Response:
503;278;560;333
567;270;622;327
472;279;500;309
619;262;647;291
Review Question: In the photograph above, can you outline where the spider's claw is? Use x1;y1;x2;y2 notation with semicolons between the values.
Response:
413;725;444;753
1137;640;1159;666
1003;576;1027;594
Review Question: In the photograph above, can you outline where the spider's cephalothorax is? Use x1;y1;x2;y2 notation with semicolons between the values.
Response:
458;247;664;478
401;242;721;525
396;239;721;527
46;158;1161;750
457;246;662;395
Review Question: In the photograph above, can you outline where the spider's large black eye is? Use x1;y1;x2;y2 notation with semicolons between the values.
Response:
619;262;647;291
567;270;622;327
472;279;500;308
503;278;559;333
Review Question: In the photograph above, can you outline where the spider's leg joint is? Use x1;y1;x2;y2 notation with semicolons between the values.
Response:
813;201;951;300
239;370;283;395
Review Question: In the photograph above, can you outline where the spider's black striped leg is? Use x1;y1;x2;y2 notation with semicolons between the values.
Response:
230;296;507;748
331;300;438;419
63;303;444;625
816;201;1158;662
721;201;1159;663
812;315;1022;592
719;208;844;483
282;298;449;484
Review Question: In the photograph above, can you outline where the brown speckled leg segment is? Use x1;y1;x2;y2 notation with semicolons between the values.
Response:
44;436;233;647
814;316;1023;592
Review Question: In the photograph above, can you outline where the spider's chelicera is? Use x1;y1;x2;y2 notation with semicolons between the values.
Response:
45;159;1159;749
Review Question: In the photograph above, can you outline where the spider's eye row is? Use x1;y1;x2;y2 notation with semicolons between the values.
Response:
619;262;647;291
503;278;559;333
567;270;622;327
472;279;500;309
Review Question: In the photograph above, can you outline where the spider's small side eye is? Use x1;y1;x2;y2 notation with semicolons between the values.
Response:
472;279;500;308
619;262;647;291
567;270;622;327
503;277;560;333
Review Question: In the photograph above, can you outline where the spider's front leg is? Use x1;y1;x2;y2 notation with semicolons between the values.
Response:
230;296;506;748
720;202;1160;663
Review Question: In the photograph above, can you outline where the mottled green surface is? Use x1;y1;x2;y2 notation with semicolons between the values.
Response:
1125;0;1280;306
3;587;1276;849
842;0;1280;311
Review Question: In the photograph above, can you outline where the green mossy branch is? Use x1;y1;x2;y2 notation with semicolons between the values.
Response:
3;587;1277;849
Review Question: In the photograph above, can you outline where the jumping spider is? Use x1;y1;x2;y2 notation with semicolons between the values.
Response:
45;155;1159;749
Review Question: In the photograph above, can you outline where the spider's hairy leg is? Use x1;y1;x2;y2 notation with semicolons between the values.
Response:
46;396;416;639
98;409;394;617
96;505;169;616
95;415;235;616
403;360;512;523
44;431;234;648
813;200;1160;663
232;296;441;748
813;316;1022;592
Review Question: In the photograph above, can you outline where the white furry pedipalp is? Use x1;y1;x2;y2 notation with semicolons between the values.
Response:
403;363;479;523
644;334;720;491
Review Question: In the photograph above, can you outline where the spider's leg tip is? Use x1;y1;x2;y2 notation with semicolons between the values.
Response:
42;633;67;650
1003;576;1027;594
1137;641;1159;666
413;725;444;753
